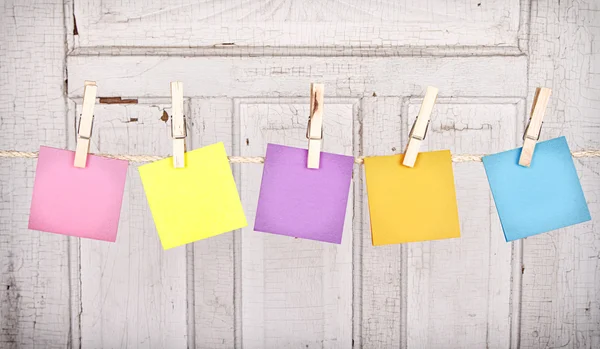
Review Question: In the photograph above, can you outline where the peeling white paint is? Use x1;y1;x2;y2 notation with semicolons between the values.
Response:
0;0;598;348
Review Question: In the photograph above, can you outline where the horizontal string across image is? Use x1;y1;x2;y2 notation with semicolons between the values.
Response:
1;149;599;164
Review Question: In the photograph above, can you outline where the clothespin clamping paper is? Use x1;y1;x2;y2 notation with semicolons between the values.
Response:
74;81;98;168
306;83;324;169
519;87;552;167
402;86;438;168
170;81;186;168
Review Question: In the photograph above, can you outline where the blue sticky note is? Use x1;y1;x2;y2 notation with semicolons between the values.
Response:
482;137;591;241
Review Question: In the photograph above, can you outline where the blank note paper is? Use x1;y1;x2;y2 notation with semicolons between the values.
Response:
364;150;460;246
28;146;128;241
138;142;247;250
482;136;591;241
254;143;354;244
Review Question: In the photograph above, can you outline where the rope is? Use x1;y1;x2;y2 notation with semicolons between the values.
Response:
1;149;599;164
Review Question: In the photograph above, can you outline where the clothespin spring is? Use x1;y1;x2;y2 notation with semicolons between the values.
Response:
408;118;430;141
523;120;543;141
306;117;323;140
77;114;94;140
306;117;325;151
171;114;187;139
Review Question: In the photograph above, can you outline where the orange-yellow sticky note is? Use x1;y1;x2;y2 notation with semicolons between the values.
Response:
139;142;247;249
364;150;460;245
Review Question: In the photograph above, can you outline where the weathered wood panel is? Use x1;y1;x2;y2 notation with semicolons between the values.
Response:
238;99;356;348
0;1;70;348
520;1;600;348
69;102;189;348
65;55;528;349
67;56;528;98
358;97;405;349
1;0;599;347
189;98;237;349
359;97;524;348
73;0;521;49
403;98;522;349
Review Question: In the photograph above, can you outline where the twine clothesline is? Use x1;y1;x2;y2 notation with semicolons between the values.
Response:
1;150;599;164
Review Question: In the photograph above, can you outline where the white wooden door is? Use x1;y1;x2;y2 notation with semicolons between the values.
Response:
1;1;599;348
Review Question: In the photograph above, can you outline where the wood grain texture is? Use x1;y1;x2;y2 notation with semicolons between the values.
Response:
403;98;523;349
68;102;189;348
67;56;527;98
520;162;600;349
190;98;237;349
358;97;405;349
520;0;600;347
1;0;599;347
359;97;524;349
72;0;521;49
238;99;356;348
0;1;70;348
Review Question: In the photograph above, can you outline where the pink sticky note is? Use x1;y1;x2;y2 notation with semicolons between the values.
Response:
28;146;128;241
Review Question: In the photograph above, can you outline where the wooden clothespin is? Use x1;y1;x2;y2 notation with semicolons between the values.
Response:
74;81;98;168
519;87;552;167
307;83;324;169
402;86;438;167
170;81;186;168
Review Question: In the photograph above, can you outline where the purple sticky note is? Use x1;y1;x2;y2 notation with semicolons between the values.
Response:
28;146;128;241
254;143;354;244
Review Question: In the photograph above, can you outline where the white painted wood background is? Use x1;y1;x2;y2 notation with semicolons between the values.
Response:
0;0;598;348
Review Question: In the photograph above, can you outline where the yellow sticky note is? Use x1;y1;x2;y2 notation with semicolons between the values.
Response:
138;142;247;249
364;150;460;246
